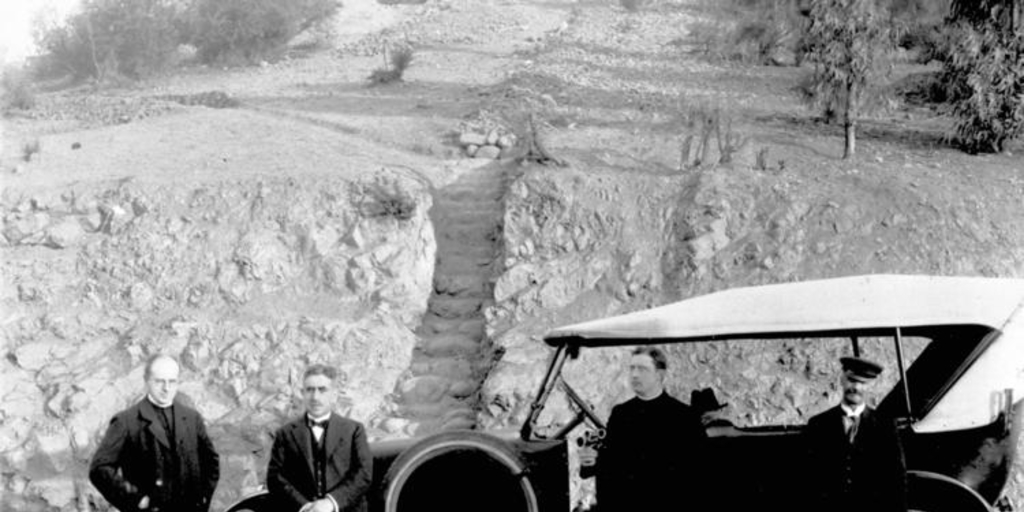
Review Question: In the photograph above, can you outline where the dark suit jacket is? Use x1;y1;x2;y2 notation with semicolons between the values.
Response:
804;405;907;512
596;392;707;512
89;397;220;512
267;413;373;512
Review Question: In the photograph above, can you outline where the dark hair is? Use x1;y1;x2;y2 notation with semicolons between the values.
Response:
303;364;339;381
144;354;179;380
631;347;668;370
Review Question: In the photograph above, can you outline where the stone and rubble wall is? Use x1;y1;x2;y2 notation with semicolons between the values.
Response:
1;169;435;511
481;164;1024;509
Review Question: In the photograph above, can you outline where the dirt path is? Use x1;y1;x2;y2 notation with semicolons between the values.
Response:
396;160;509;434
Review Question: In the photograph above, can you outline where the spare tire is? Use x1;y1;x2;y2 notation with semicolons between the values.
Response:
382;430;540;512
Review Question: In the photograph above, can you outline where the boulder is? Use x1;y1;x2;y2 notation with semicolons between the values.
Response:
474;145;502;160
459;132;487;147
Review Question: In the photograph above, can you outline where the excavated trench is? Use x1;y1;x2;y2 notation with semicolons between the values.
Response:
393;160;511;435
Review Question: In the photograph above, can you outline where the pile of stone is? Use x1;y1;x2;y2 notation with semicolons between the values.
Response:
25;94;181;127
457;128;517;160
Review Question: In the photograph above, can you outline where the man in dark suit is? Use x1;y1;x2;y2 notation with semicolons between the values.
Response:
579;347;707;512
267;364;373;512
89;354;220;512
804;356;907;512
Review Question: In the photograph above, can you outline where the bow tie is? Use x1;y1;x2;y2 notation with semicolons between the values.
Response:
308;418;328;429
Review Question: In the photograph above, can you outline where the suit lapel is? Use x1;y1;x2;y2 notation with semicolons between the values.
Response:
139;398;171;448
291;420;317;482
830;406;846;440
325;414;341;463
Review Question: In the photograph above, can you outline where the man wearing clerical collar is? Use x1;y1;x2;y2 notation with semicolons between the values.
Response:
90;354;220;512
268;364;373;512
804;356;907;512
579;347;708;512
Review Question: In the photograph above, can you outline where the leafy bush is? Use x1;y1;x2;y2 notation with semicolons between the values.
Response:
898;21;948;63
715;0;807;65
943;21;1024;153
33;0;182;80
368;46;415;85
188;0;340;65
2;67;36;110
731;17;791;64
892;71;950;107
357;176;418;221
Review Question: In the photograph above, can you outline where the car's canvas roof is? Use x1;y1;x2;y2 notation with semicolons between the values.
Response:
544;274;1024;347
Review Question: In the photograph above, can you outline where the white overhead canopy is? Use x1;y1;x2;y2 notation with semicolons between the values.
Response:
545;274;1024;346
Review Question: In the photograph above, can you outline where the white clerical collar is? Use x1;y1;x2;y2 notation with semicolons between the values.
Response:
636;389;665;401
307;413;331;423
840;403;865;417
147;395;173;409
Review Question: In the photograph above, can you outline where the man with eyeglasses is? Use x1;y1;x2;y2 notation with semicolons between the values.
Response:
90;354;220;512
579;347;707;512
267;364;373;512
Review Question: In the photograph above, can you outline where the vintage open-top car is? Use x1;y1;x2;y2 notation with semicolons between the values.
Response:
227;274;1024;512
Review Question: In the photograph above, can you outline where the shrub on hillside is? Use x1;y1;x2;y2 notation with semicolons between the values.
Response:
731;17;792;64
712;0;806;65
187;0;341;65
2;67;36;111
898;21;949;63
33;0;182;80
368;46;415;85
943;21;1024;153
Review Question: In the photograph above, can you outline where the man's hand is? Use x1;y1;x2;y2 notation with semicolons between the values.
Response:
308;498;335;512
578;445;598;467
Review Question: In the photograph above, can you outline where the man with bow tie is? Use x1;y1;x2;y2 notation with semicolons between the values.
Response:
267;364;373;512
803;356;907;512
89;354;220;512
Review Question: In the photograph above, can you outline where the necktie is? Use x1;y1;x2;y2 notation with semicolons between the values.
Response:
308;418;327;442
845;414;860;443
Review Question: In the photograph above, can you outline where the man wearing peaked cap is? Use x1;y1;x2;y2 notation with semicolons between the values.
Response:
840;356;883;381
803;355;907;512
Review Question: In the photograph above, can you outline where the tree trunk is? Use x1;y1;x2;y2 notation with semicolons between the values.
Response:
843;81;857;159
844;117;856;159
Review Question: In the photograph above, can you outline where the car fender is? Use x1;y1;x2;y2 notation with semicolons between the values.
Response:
381;429;540;512
908;470;992;512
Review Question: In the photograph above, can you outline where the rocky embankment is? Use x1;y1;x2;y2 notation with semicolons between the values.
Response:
481;163;1024;508
1;166;435;510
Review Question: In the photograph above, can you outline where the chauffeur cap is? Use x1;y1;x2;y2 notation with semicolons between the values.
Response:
840;356;883;382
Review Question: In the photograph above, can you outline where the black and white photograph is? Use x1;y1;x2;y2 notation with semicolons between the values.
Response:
1;0;1022;511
